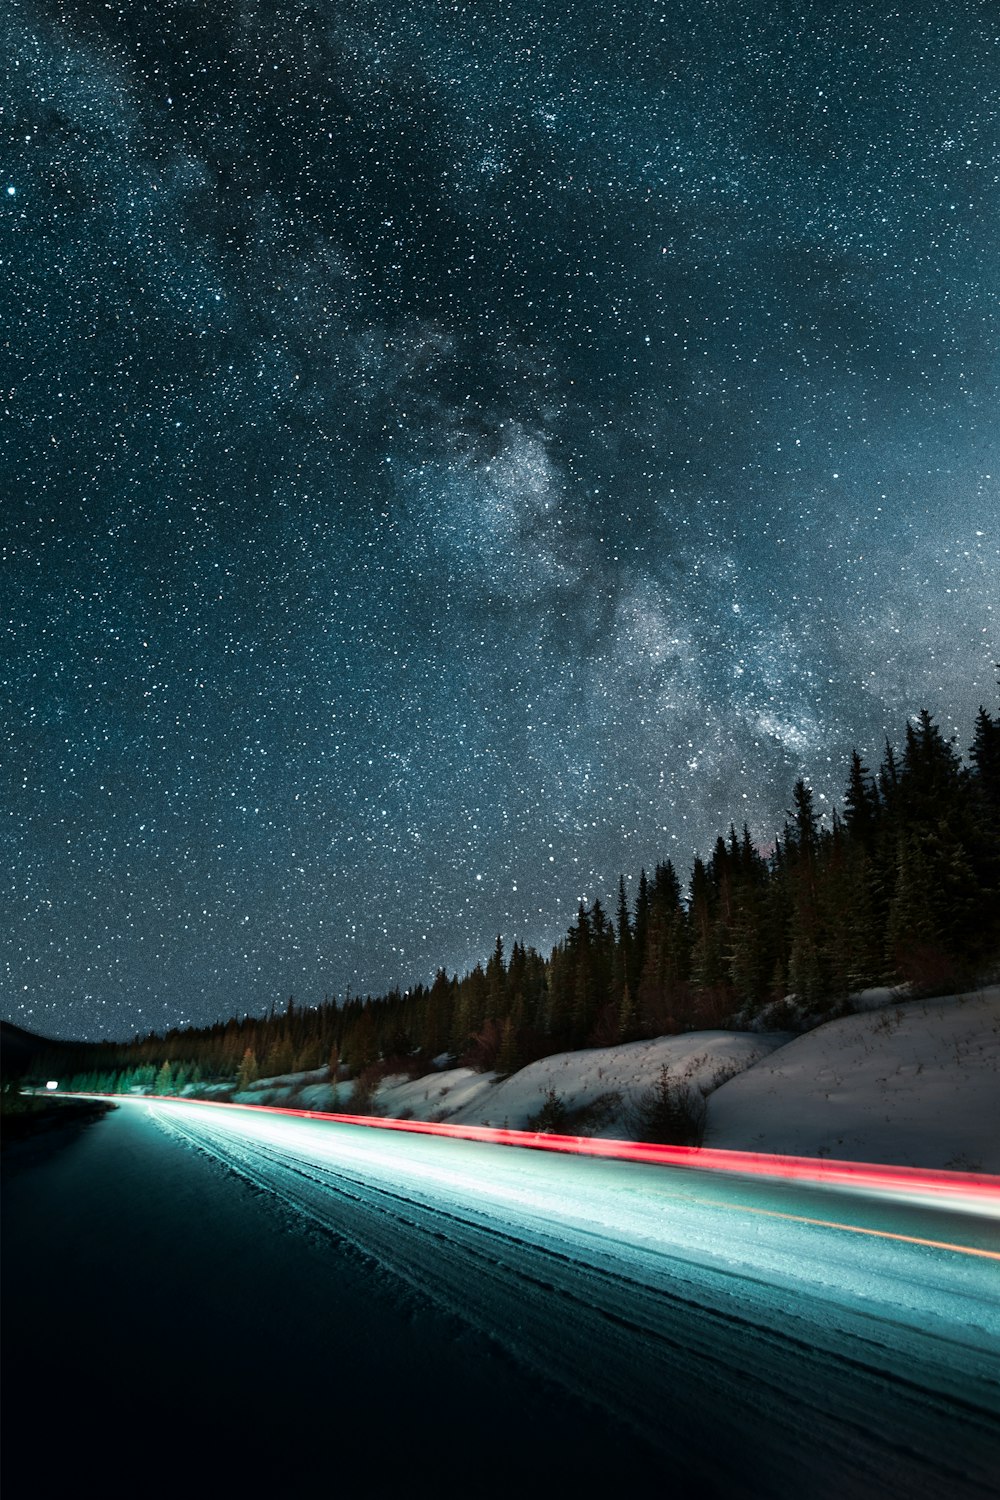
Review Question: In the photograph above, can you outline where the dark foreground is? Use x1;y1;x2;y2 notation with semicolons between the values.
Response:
2;1104;663;1496
3;1101;999;1498
1;1095;114;1145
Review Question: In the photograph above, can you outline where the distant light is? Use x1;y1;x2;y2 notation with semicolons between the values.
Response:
46;1080;58;1091
6;186;16;197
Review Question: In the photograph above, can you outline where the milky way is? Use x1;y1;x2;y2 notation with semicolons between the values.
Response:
4;0;999;1040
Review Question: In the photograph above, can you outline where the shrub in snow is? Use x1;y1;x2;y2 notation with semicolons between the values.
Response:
527;1088;624;1136
348;1065;383;1115
527;1089;568;1133
630;1064;704;1146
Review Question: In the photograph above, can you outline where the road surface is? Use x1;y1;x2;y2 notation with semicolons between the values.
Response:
4;1096;999;1497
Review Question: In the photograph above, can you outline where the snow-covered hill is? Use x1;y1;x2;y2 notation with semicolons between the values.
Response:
223;987;1000;1172
376;1030;787;1136
702;987;1000;1172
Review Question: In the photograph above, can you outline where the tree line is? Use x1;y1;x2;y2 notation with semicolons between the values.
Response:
49;700;1000;1096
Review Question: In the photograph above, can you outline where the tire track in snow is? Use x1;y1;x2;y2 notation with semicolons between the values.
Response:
152;1103;1000;1500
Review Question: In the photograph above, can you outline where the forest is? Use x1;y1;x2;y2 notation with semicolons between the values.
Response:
48;701;1000;1100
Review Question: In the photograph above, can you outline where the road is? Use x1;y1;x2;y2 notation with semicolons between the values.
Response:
4;1096;999;1497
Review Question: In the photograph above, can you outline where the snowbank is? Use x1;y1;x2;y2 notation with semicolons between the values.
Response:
703;988;1000;1172
230;1067;340;1109
220;987;1000;1172
371;1067;497;1122
375;1032;788;1137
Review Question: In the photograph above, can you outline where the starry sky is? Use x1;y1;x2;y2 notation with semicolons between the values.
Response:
4;0;999;1042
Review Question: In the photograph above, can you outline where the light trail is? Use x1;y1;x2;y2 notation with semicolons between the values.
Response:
43;1088;1000;1495
676;1196;1000;1261
15;1081;1000;1499
79;1089;1000;1219
143;1092;1000;1492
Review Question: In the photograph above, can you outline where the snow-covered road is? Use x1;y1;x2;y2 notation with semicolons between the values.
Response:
141;1096;1000;1499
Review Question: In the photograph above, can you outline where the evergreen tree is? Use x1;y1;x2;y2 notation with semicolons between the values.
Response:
884;710;983;986
633;869;651;987
154;1060;175;1096
637;861;690;1032
496;1013;520;1076
878;737;900;810
451;964;488;1058
841;842;886;989
235;1048;259;1092
844;750;879;849
970;705;1000;808
888;829;945;980
689;854;729;1023
785;780;832;1004
613;874;635;1017
544;941;573;1043
569;904;600;1038
967;706;1000;962
617;980;637;1042
421;970;455;1058
899;710;965;826
263;1034;295;1078
485;934;506;1020
344;1003;378;1073
727;827;772;1012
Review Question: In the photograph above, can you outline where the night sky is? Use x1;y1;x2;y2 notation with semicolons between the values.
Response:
4;0;998;1042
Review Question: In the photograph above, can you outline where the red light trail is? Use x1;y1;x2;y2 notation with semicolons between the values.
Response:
87;1091;1000;1222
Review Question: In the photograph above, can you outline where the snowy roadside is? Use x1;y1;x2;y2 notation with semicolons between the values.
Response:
375;1031;787;1137
225;1031;787;1138
211;986;1000;1172
702;987;1000;1172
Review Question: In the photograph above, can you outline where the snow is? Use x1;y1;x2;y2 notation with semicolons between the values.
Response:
378;1031;788;1136
206;986;1000;1172
703;988;1000;1172
222;1033;786;1129
11;1093;999;1497
367;1066;496;1121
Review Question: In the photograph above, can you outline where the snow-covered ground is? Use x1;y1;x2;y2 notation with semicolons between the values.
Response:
703;988;1000;1172
12;1092;1000;1498
220;987;1000;1172
228;1032;788;1135
381;1031;788;1135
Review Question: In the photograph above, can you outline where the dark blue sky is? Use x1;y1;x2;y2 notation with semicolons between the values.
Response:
4;0;998;1040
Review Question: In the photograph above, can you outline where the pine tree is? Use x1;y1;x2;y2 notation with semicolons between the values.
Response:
263;1034;295;1078
544;942;573;1043
496;1014;519;1076
421;970;454;1058
344;1003;378;1073
485;934;506;1020
451;964;488;1058
633;868;651;987
844;750;879;849
154;1060;175;1096
569;904;599;1040
967;706;1000;962
638;861;690;1032
614;874;635;1005
785;780;831;1004
618;980;636;1041
727;829;772;1012
235;1048;259;1093
878;738;900;810
689;854;729;1023
888;830;945;983
970;706;1000;811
